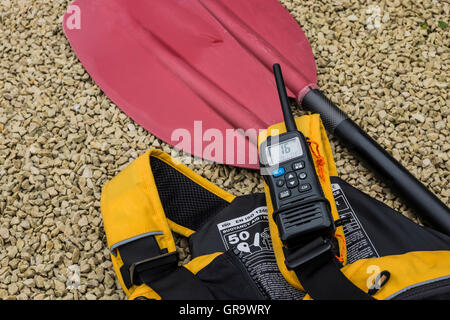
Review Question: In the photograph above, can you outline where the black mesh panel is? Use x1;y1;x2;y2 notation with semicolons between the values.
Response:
150;156;229;231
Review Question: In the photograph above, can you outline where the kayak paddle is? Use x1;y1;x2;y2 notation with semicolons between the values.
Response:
63;0;450;234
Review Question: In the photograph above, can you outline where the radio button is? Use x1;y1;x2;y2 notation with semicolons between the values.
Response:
286;179;299;189
276;180;285;187
298;172;307;180
292;161;305;170
279;190;291;199
285;172;296;180
272;167;285;177
299;183;312;193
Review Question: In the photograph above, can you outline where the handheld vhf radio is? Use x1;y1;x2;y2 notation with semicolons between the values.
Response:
259;64;335;260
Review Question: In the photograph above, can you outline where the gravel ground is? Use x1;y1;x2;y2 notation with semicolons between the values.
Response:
0;0;448;300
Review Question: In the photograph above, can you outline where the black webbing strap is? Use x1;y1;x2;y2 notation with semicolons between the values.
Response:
141;267;215;300
117;235;214;299
286;237;375;300
118;235;168;288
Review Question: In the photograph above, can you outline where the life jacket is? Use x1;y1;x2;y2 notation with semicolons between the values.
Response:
100;115;450;300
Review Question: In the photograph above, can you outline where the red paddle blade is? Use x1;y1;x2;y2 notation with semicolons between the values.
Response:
63;0;316;169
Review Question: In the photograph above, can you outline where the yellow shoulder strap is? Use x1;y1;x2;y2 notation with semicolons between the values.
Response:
101;149;236;296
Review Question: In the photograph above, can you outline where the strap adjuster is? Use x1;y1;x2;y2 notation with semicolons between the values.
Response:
129;251;179;286
284;237;333;270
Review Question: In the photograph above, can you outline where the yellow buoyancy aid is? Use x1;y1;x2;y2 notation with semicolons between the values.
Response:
100;115;450;300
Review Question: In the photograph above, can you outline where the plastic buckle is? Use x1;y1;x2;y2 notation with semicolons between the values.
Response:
129;251;178;286
284;237;333;270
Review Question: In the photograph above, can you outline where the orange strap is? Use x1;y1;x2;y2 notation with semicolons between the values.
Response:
307;139;326;182
307;138;346;263
334;232;346;264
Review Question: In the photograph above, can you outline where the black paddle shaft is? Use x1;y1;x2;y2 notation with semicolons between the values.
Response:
301;89;450;235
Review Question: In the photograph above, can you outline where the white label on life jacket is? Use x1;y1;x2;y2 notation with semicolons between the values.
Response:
332;183;380;263
217;206;272;254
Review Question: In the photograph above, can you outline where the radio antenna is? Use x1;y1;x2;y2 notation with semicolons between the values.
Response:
273;63;297;132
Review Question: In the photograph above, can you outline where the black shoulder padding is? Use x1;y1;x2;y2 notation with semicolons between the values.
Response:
150;156;229;232
194;250;266;300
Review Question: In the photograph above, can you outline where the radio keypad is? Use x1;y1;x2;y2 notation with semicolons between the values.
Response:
272;159;313;201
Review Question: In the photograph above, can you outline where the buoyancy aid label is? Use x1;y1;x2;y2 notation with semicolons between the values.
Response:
217;207;270;252
331;183;379;263
217;207;305;300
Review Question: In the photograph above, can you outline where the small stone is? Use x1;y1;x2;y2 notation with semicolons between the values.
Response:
86;293;97;300
435;121;446;130
10;217;20;225
7;246;18;259
72;248;80;263
423;159;431;167
328;45;338;53
20;220;31;229
82;167;92;178
35;276;45;288
33;293;47;300
412;114;425;123
93;170;102;179
80;263;91;273
16;293;29;300
53;253;64;265
427;132;439;141
78;216;89;227
8;284;19;296
23;279;35;287
0;228;9;239
16;239;24;251
0;288;9;299
104;273;115;289
54;280;66;297
93;241;103;252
